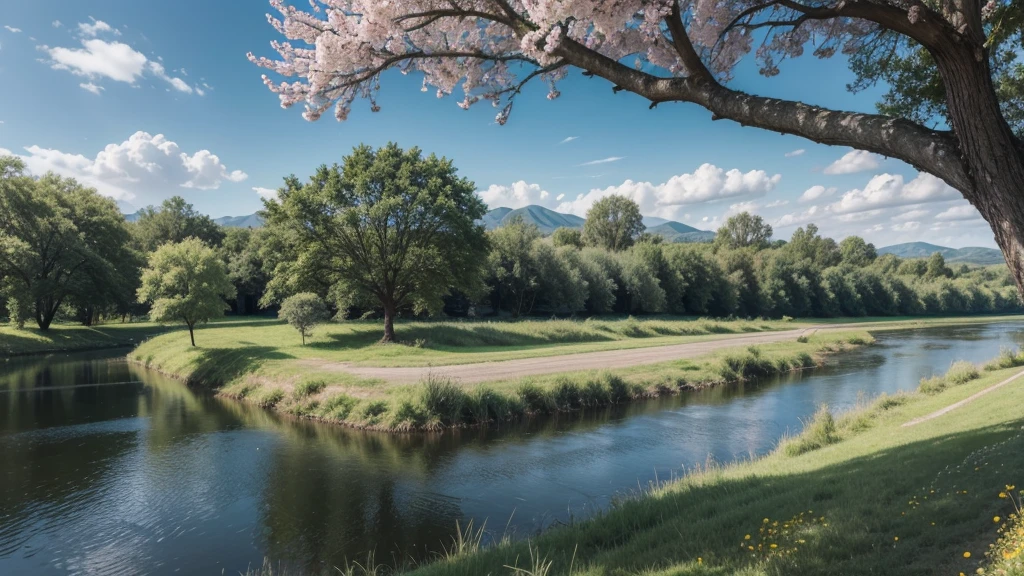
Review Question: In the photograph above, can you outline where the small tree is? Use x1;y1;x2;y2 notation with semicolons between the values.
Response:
279;292;329;345
551;227;583;249
137;238;236;347
582;196;645;252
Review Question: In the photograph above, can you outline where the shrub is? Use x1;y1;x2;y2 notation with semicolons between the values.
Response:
319;393;357;420
421;376;467;425
604;373;632;404
552;378;583;411
945;360;980;385
252;387;285;408
518;381;555;414
279;292;330;345
917;375;947;395
782;405;840;456
361;400;388;419
294;379;327;398
984;347;1024;371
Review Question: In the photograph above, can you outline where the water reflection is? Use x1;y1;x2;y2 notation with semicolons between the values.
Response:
1;321;1023;574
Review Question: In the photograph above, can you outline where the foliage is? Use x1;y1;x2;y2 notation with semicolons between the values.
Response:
260;143;489;342
220;227;269;314
581;195;645;252
279;292;330;345
715;212;774;250
132;196;225;252
0;156;141;329
550;227;583;249
137;238;236;346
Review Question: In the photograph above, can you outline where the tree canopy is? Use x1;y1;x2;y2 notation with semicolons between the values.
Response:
0;156;140;329
132;196;225;253
279;292;330;345
714;213;774;251
249;0;1024;298
582;196;645;252
137;238;236;346
261;143;489;342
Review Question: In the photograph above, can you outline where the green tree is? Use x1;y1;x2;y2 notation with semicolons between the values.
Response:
551;227;583;249
486;216;542;317
220;227;269;314
261;143;488;342
132;196;225;252
137;238;236;346
927;252;953;279
0;157;140;329
279;292;330;345
582;196;645;251
714;212;773;251
839;236;879;267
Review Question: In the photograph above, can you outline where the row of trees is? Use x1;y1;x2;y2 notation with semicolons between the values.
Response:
3;145;1021;344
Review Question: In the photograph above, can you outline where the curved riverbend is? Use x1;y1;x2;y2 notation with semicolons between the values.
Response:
1;322;1023;574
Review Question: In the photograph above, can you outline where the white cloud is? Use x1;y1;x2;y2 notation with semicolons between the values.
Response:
4;131;247;201
775;205;825;228
4;25;22;33
799;185;836;203
726;201;760;216
555;163;782;218
559;136;578;144
479;181;552;209
892;208;930;221
253;187;277;200
935;204;982;221
824;150;882;175
891;221;920;232
578;156;624;166
829;173;958;214
78;19;119;38
784;149;805;158
79;82;103;95
45;39;147;83
764;199;789;208
148;61;192;93
52;20;63;28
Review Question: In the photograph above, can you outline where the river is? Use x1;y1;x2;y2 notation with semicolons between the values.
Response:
1;321;1022;575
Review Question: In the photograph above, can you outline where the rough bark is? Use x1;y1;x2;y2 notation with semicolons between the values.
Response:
382;300;397;343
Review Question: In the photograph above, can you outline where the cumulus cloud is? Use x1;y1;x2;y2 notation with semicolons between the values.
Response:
52;20;63;28
824;150;882;175
559;136;578;144
578;156;624;166
4;131;247;201
41;25;200;95
79;82;103;95
799;185;836;203
784;149;805;157
829;173;958;214
893;208;930;221
479;181;552;210
556;164;782;218
4;25;22;33
775;205;825;228
253;187;277;200
891;221;920;232
77;19;119;37
935;204;982;221
726;201;761;216
44;39;148;83
764;199;789;208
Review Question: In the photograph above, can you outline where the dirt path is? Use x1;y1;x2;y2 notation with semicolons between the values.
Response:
308;328;821;384
901;368;1024;428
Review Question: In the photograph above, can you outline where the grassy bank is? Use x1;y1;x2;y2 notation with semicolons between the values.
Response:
133;326;870;431
0;322;170;356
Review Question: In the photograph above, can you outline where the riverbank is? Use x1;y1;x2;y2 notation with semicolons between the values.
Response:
331;355;1024;575
0;322;169;356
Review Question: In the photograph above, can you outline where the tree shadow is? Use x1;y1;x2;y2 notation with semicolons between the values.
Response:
311;322;620;353
135;345;295;388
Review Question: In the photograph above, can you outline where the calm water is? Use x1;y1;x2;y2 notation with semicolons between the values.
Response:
2;322;1023;575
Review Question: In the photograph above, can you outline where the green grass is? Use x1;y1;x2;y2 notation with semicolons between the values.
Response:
0;321;170;355
389;357;1024;576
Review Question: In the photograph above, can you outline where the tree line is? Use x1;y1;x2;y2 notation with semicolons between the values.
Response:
1;146;1020;344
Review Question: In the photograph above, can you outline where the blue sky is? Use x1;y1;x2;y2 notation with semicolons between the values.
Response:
0;0;995;248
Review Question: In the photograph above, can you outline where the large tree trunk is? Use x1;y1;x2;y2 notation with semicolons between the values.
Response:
932;43;1024;295
381;300;397;343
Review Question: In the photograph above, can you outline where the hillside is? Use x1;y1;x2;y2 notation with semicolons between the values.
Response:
877;242;1004;265
480;205;714;242
214;214;264;228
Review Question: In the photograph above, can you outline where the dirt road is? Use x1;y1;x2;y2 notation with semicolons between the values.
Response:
316;328;820;384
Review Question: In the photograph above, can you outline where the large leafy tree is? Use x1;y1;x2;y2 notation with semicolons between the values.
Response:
132;196;225;253
582;196;646;251
714;212;773;250
220;227;269;314
261;143;489;342
137;238;236;347
0;157;140;329
250;0;1024;297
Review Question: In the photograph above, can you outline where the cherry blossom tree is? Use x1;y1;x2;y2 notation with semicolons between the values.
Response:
249;0;1024;295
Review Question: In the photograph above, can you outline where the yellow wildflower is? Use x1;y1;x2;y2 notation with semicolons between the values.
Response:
963;551;971;558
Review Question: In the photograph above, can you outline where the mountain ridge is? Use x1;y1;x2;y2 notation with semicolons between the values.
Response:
877;242;1003;265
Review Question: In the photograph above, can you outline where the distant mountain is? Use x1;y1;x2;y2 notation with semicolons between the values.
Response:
479;205;584;234
214;214;264;228
480;205;713;243
123;211;142;223
878;242;1004;265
